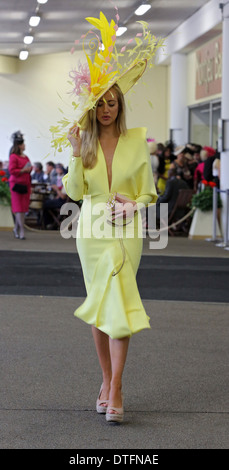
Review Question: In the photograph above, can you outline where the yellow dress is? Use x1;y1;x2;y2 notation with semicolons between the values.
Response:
157;158;171;195
63;128;158;339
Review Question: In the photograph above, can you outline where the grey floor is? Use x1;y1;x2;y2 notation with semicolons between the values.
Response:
0;229;229;449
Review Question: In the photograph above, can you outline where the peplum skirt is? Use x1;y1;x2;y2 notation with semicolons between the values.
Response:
74;195;150;339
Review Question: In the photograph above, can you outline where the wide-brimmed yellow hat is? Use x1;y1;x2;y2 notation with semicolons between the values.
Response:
50;10;164;151
78;58;147;130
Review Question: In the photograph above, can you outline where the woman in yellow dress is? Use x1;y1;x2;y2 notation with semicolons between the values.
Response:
157;146;172;195
64;83;157;423
53;11;163;423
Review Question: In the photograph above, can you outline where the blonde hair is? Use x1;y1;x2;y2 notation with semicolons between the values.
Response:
200;149;208;161
147;141;157;155
81;84;127;169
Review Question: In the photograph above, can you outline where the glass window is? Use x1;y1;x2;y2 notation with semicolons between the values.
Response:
189;103;210;145
189;100;221;147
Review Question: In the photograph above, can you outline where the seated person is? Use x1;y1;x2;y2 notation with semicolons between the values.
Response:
156;168;189;222
55;163;66;187
44;161;57;185
170;146;193;188
31;162;45;183
43;167;67;228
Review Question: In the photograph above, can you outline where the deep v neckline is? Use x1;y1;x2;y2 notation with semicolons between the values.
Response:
99;136;120;192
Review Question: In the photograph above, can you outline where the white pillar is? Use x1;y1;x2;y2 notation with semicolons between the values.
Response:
221;8;229;239
170;53;187;146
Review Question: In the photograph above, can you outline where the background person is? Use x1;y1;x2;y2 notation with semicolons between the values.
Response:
156;168;189;221
44;161;57;185
43;164;67;229
9;131;32;239
31;162;45;183
157;145;172;195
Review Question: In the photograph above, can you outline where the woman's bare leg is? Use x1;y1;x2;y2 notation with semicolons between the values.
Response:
91;326;112;404
108;336;129;413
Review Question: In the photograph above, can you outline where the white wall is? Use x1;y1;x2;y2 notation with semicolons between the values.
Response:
125;64;168;144
0;52;79;167
0;51;168;168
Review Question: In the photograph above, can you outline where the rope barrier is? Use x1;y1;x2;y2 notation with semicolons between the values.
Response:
146;207;195;235
25;206;195;236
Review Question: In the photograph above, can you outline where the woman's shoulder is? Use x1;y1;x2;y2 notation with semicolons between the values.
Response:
10;153;26;158
125;127;147;140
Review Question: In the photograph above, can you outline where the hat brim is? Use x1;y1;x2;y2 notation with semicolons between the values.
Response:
174;146;185;156
78;59;147;130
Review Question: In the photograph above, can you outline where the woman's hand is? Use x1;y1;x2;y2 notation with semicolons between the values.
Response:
20;163;32;173
67;125;81;157
112;194;137;221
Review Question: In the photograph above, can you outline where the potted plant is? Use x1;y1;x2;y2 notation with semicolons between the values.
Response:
189;180;222;239
0;170;14;230
191;180;222;211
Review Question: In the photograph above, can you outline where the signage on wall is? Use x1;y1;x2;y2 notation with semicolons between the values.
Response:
196;36;222;100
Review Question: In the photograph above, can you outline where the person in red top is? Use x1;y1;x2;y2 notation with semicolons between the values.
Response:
193;148;208;192
9;131;32;239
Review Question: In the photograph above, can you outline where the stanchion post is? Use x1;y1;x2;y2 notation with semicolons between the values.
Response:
215;188;229;249
224;190;229;250
206;186;222;242
213;186;217;240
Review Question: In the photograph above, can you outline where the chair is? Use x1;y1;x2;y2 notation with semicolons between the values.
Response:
26;186;46;229
168;189;194;236
47;197;81;230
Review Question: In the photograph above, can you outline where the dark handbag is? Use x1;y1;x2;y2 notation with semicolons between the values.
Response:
12;183;28;194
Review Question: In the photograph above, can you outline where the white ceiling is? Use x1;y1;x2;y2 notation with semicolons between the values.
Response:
0;0;219;58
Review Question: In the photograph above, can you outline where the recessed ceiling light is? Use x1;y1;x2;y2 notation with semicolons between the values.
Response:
19;50;29;60
116;26;127;37
23;35;34;45
29;15;41;27
135;4;151;16
37;0;48;4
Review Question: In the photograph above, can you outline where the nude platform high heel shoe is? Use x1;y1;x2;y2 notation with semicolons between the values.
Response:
96;385;109;414
106;394;124;423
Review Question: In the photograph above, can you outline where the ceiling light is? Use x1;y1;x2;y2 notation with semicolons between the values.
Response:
23;34;34;45
37;0;48;4
135;4;151;16
29;15;41;27
116;26;127;37
19;50;29;60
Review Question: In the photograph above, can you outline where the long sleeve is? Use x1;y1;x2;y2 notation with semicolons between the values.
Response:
9;154;22;177
135;138;158;207
62;156;87;201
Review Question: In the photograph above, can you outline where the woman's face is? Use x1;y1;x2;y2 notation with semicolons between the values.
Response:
96;88;119;127
19;142;25;152
177;152;184;163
